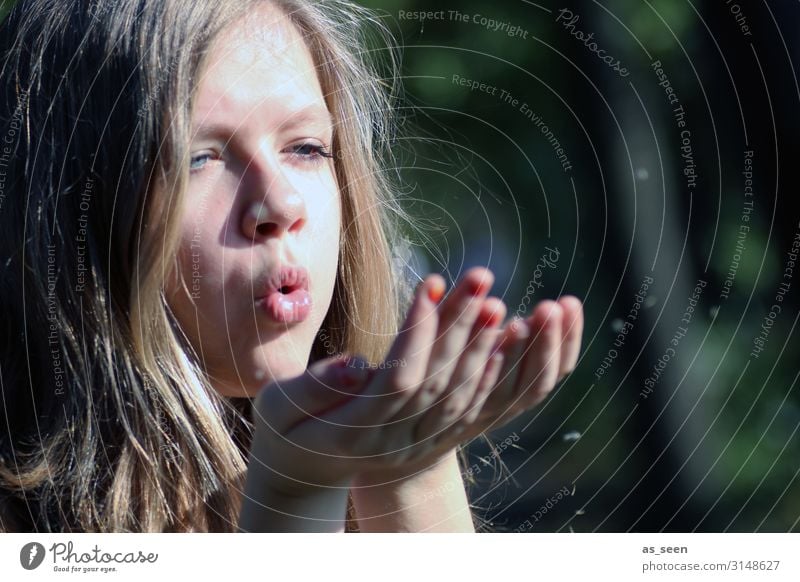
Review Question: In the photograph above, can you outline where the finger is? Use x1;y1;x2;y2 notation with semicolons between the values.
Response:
557;296;584;377
255;355;371;434
478;316;530;418
462;347;505;426
515;300;562;409
415;266;494;409
445;297;506;407
345;275;444;422
412;297;506;442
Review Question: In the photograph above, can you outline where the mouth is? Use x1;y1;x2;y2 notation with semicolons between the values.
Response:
255;265;312;324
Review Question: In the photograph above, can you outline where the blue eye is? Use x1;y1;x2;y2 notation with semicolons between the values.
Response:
189;152;215;172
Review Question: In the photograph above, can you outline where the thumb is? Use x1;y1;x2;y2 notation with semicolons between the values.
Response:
254;355;372;433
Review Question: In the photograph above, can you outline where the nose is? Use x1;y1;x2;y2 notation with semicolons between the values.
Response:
240;167;307;241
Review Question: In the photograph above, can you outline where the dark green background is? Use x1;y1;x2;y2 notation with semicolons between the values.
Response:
354;0;800;533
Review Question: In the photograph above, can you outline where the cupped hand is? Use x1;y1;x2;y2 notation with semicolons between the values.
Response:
249;267;584;494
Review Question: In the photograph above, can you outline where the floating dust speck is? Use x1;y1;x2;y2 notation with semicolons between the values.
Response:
254;370;266;381
635;168;649;181
610;318;624;333
571;483;576;496
562;431;582;442
709;305;720;318
575;508;586;516
645;295;658;308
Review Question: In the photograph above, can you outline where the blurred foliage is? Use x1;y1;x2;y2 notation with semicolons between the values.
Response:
359;0;799;532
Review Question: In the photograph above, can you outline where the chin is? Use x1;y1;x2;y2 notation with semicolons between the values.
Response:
246;342;312;392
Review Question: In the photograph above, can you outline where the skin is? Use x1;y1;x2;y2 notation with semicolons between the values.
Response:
162;3;586;531
166;4;340;397
247;269;584;492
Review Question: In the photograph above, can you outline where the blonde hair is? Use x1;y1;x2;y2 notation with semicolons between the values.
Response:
0;0;488;532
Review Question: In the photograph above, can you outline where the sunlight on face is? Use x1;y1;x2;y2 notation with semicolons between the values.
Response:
167;5;341;397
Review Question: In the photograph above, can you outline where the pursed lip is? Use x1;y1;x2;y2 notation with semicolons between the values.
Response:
254;264;312;325
256;264;310;299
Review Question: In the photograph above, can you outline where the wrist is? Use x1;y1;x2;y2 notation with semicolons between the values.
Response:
349;449;475;532
239;470;353;532
353;448;459;488
239;439;354;532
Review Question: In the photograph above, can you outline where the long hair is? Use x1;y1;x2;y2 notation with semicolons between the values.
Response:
0;0;413;532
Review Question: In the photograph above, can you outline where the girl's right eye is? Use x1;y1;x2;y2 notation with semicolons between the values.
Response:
189;152;217;172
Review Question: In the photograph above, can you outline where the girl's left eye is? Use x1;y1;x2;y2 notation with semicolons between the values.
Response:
286;142;335;163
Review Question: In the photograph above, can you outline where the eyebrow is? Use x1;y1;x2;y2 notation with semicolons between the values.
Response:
191;105;334;139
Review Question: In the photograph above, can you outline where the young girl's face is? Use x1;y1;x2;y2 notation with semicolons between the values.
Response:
167;5;341;397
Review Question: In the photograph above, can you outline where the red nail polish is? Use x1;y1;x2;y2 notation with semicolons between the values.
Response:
427;279;445;303
467;277;490;296
478;307;501;327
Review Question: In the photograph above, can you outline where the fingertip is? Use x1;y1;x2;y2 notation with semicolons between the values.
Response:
463;266;494;296
477;297;507;327
559;296;584;336
425;274;446;304
508;315;530;340
533;300;563;329
558;295;583;316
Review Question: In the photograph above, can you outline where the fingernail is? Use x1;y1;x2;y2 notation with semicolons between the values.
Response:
478;306;502;327
427;278;445;303
466;276;490;296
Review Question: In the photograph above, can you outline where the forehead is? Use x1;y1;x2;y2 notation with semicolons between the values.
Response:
191;5;329;132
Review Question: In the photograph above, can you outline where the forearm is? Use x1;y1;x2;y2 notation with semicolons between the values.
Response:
350;449;475;532
238;442;351;532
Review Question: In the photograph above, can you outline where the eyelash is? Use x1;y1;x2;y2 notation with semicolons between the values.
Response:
287;143;335;163
189;143;334;173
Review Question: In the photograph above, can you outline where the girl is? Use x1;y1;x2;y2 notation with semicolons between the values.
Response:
0;0;584;532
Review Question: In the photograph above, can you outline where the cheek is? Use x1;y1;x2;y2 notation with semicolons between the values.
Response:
167;193;230;309
310;181;341;267
305;173;341;240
